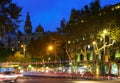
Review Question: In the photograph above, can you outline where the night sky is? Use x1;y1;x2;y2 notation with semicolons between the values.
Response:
13;0;120;33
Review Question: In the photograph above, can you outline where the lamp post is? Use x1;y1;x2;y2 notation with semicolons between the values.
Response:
103;29;107;75
103;29;107;57
47;45;53;64
48;44;57;66
21;44;26;62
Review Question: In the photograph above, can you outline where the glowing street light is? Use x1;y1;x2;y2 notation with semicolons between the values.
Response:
103;29;107;62
103;29;107;56
48;45;53;51
47;45;53;64
21;44;26;62
103;29;107;75
93;41;96;45
103;29;107;34
48;44;57;63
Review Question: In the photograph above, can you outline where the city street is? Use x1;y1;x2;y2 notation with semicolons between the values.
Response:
1;1;120;83
17;77;120;83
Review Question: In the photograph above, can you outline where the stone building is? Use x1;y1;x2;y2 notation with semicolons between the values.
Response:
0;12;44;50
20;12;44;45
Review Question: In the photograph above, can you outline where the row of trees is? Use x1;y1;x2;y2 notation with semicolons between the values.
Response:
59;0;120;61
0;0;22;61
1;0;120;63
26;0;120;63
0;0;22;33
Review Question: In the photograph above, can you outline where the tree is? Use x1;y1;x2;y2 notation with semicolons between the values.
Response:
0;0;22;33
27;31;68;63
27;38;48;62
0;47;15;62
90;0;101;16
56;0;120;64
7;51;24;62
57;18;66;33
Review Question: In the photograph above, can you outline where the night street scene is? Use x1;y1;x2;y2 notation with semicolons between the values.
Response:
0;0;120;83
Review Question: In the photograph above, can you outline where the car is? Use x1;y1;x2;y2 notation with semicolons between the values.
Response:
0;71;18;83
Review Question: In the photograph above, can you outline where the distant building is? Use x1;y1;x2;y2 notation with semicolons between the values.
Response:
20;12;44;44
0;12;44;50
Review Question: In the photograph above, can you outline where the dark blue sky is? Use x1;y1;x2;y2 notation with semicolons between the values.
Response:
13;0;120;32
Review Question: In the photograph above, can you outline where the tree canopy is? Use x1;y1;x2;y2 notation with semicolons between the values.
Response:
56;0;120;61
0;0;22;33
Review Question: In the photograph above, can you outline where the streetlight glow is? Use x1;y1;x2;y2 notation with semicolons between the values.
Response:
103;29;107;55
103;29;107;34
48;45;53;51
93;41;96;45
21;44;26;62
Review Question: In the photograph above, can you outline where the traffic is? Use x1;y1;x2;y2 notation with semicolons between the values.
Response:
0;67;23;82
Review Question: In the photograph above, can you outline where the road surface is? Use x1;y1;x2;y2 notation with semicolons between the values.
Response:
17;77;120;83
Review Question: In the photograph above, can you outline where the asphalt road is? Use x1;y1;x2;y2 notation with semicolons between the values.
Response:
17;77;120;83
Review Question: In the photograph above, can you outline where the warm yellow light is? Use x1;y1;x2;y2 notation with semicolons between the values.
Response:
21;44;26;47
103;29;107;34
21;45;23;47
28;64;32;68
48;46;53;50
18;66;21;69
93;41;96;45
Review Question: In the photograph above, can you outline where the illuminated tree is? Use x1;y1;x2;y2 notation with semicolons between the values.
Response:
7;51;24;62
57;0;120;64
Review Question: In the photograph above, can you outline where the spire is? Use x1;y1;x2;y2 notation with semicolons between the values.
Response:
24;12;32;34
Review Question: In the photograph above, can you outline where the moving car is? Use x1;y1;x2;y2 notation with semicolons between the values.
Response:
0;71;19;83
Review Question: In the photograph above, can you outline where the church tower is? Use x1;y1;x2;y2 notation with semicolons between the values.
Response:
24;12;32;34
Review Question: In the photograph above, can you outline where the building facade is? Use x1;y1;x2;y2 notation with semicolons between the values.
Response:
0;12;44;50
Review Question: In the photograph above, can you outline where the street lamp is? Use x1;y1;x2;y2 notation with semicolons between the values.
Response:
21;44;26;62
103;29;107;75
48;44;57;61
48;45;53;51
47;45;53;65
103;29;107;57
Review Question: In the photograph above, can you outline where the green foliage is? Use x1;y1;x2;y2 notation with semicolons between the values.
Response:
0;0;22;32
56;0;120;61
0;47;14;62
27;32;68;62
57;0;120;42
6;51;24;62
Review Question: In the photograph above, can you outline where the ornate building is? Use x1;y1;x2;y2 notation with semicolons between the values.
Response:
20;12;44;45
0;12;44;49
